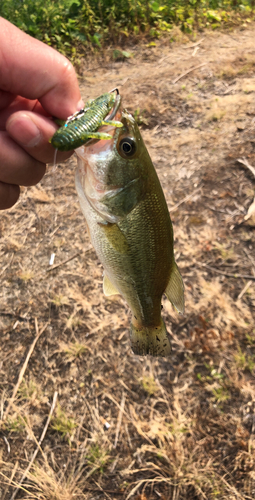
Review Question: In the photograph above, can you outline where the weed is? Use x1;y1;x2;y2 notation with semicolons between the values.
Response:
112;49;133;61
134;108;149;127
65;315;82;330
4;414;26;434
86;443;109;474
18;269;34;282
209;111;225;122
246;331;255;346
200;364;225;382
213;241;235;260
51;294;70;307
61;341;87;362
4;238;22;252
234;346;255;373
17;379;47;406
51;405;77;444
1;0;254;59
140;375;159;395
212;385;230;403
0;459;88;500
198;364;231;404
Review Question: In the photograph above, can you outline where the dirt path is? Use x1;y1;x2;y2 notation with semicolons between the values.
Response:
0;26;255;500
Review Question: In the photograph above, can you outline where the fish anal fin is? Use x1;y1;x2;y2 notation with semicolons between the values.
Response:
165;261;185;314
103;274;120;297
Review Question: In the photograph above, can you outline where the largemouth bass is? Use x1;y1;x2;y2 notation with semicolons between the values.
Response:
75;109;184;357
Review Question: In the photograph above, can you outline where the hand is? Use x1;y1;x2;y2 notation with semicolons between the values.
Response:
0;17;83;209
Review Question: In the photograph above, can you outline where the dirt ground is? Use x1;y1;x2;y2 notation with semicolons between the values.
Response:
0;24;255;500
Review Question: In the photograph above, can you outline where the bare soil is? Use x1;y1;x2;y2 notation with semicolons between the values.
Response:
0;25;255;500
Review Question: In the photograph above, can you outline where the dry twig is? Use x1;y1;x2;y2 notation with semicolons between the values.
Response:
237;280;253;300
237;158;255;178
46;251;81;272
183;38;204;49
46;247;93;272
169;187;201;213
199;263;255;281
172;62;207;84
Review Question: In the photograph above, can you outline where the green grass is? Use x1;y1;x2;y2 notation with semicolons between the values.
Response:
0;0;254;59
4;415;27;434
234;346;255;373
86;444;110;474
61;341;88;361
51;405;77;444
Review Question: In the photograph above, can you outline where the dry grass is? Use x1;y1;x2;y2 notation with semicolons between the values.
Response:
1;24;255;500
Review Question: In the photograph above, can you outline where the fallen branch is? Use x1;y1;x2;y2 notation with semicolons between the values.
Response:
172;62;207;84
183;38;204;49
237;280;253;300
237;157;255;178
3;319;48;420
46;247;93;273
10;391;58;500
46;251;81;272
198;263;255;281
169;187;201;213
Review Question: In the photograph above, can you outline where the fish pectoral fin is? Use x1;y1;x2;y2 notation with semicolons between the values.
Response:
97;222;129;253
103;274;120;296
101;178;144;217
165;261;185;314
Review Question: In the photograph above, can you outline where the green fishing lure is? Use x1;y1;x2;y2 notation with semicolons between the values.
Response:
50;90;123;152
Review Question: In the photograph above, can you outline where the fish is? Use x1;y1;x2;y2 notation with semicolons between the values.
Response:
75;108;184;357
50;90;123;151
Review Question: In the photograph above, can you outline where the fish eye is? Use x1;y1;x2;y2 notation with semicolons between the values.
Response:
118;137;136;158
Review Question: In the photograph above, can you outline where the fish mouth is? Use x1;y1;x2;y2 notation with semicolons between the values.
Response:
75;108;126;221
77;108;123;156
75;108;138;221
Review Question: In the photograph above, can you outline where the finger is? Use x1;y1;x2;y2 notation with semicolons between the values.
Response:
0;96;52;130
0;90;15;110
0;96;38;130
0;131;46;186
6;111;73;163
0;182;20;210
0;18;83;119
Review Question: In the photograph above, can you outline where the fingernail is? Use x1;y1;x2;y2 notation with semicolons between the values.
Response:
7;113;42;148
77;98;84;111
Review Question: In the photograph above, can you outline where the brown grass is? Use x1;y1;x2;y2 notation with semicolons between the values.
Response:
1;24;255;500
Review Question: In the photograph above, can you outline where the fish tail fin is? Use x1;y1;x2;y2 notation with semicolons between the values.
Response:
130;318;171;357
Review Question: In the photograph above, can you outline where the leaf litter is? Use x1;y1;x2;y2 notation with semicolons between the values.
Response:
0;24;255;500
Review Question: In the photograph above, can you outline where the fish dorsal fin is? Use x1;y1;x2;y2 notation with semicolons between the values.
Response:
103;274;120;296
165;261;185;314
